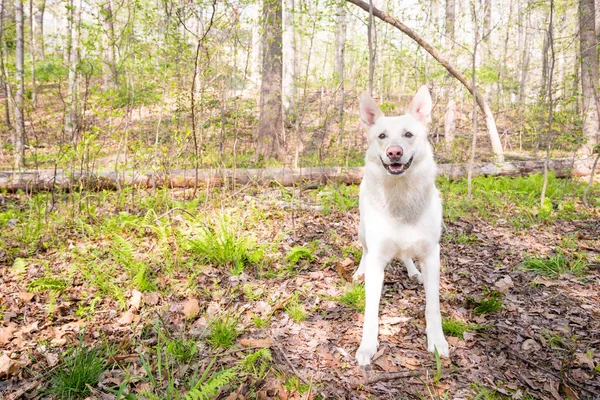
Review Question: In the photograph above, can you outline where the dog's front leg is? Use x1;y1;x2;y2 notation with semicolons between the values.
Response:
420;244;449;357
356;253;386;366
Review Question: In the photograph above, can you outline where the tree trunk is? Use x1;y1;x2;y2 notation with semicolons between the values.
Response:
65;0;82;142
13;0;25;168
445;0;455;48
282;0;295;119
345;0;505;162
444;100;456;147
0;158;595;192
335;0;346;143
0;0;11;131
103;0;119;90
257;0;284;160
29;0;36;108
34;0;44;60
367;0;376;96
579;0;599;156
517;0;531;104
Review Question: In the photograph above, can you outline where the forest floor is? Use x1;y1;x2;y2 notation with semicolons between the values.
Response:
0;174;599;400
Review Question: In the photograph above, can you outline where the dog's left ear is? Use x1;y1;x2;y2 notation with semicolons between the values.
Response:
408;85;432;124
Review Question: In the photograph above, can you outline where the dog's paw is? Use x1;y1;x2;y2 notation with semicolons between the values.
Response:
408;271;423;284
427;335;450;358
355;343;377;366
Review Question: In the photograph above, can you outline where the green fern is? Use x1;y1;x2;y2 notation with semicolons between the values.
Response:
112;234;135;265
28;277;68;293
185;368;237;400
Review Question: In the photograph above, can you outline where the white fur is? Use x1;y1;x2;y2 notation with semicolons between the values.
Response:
354;86;449;366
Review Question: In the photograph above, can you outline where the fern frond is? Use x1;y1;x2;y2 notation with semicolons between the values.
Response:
185;368;237;400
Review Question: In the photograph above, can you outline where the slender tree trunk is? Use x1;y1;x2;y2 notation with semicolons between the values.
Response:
468;1;479;201
282;0;295;119
482;0;493;103
103;0;119;90
445;0;455;48
346;0;505;162
29;0;36;108
34;0;44;60
367;0;376;96
517;0;531;105
65;0;82;142
257;0;284;159
541;0;555;206
0;0;11;131
13;0;25;168
335;0;346;143
579;0;600;156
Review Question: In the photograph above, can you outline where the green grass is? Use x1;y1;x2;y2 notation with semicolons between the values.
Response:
523;251;588;278
285;245;316;266
438;172;598;225
442;317;490;339
46;342;108;399
285;297;307;323
337;284;366;311
207;315;239;349
188;217;263;275
468;290;503;315
318;183;359;214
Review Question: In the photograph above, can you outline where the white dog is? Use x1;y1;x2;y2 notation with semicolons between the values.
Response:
353;86;449;366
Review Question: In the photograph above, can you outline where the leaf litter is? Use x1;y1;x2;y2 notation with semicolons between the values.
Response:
0;184;598;399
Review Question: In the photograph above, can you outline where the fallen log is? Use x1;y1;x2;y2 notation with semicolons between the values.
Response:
0;158;595;192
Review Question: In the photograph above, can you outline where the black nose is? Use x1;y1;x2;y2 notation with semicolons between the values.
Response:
386;146;403;160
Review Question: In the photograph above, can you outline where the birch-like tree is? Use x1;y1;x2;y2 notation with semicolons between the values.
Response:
13;0;25;168
257;0;284;159
579;0;599;156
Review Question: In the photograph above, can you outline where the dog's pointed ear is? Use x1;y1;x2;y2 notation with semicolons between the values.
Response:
408;85;432;124
359;92;383;127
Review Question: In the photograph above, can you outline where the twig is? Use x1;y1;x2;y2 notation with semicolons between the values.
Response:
273;343;329;399
583;149;600;207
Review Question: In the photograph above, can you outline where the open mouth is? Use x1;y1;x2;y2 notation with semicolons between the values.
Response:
380;156;414;175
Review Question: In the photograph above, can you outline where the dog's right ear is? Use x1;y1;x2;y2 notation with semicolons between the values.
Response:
359;92;383;127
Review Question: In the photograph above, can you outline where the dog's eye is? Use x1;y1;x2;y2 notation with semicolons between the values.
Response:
378;133;386;139
405;131;413;138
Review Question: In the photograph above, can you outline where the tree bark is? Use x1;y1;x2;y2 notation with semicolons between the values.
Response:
444;99;456;147
65;0;82;142
367;0;376;96
13;0;25;168
345;0;505;162
102;0;119;90
0;158;595;192
0;0;11;131
29;0;36;107
282;0;295;118
257;0;284;159
34;0;45;60
335;1;346;143
445;0;455;48
517;0;531;104
579;0;599;156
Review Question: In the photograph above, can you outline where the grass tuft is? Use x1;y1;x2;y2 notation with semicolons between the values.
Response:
207;315;239;349
188;218;262;275
468;290;503;315
442;317;490;339
523;251;588;278
46;342;107;399
337;284;366;311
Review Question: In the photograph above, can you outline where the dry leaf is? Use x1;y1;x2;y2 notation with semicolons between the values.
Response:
182;299;200;319
521;338;542;352
18;292;35;302
575;352;595;370
117;311;136;325
0;323;17;345
129;290;142;310
494;275;514;292
0;354;21;378
239;338;272;348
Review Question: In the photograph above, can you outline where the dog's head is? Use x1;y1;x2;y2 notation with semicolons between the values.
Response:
360;86;433;176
